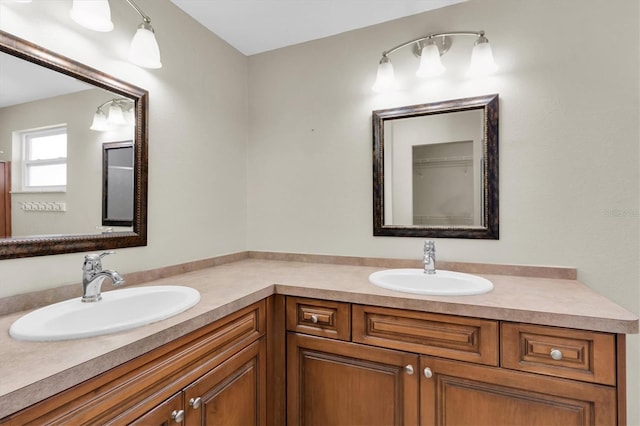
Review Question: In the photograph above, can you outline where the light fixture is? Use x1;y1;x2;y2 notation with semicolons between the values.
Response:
372;56;396;92
416;41;446;78
70;0;162;69
90;98;135;131
70;0;114;32
372;31;497;92
125;0;162;69
469;35;498;76
90;109;108;131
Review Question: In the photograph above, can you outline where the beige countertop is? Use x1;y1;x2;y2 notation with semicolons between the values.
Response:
1;257;638;418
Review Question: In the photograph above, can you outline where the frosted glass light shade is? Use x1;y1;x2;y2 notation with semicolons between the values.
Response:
129;24;163;69
469;38;498;76
90;110;108;131
124;107;136;126
372;59;396;92
107;104;126;126
70;0;114;32
416;44;446;78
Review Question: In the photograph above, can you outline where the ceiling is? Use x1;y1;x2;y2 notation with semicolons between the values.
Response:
169;0;467;56
0;52;91;108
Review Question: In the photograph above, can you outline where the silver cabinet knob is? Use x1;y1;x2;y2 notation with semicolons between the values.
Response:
310;314;319;323
423;367;433;379
405;364;414;375
189;397;202;409
171;409;185;423
550;349;563;360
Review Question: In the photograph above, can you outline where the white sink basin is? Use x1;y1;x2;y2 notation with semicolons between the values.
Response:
9;286;200;342
369;269;493;296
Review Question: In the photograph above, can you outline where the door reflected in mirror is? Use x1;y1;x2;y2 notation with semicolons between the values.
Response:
102;141;134;228
373;94;498;239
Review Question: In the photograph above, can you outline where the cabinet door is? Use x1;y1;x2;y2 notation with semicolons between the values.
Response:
183;339;266;426
420;356;617;426
130;393;184;426
287;332;419;426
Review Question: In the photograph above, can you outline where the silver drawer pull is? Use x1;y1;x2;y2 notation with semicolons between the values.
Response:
310;314;319;323
189;396;202;409
550;349;563;361
405;364;414;375
171;409;185;423
423;367;433;379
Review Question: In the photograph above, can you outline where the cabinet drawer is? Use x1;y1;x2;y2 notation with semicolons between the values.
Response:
286;297;350;341
352;305;498;366
501;323;616;385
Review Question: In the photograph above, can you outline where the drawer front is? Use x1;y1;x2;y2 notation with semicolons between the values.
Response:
352;305;498;366
501;322;616;385
286;297;350;341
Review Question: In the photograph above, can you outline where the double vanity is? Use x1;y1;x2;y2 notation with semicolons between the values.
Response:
0;253;637;425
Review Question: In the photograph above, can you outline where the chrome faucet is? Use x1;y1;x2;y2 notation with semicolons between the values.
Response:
423;240;436;274
82;251;125;302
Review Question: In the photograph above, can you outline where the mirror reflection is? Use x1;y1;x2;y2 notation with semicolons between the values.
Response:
0;51;134;237
102;141;134;227
373;94;499;239
0;30;148;259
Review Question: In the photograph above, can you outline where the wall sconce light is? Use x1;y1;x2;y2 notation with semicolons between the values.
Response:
372;31;497;92
70;0;162;69
90;98;135;131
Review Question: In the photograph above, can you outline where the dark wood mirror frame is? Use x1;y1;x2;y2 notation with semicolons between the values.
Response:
0;30;148;259
373;93;498;239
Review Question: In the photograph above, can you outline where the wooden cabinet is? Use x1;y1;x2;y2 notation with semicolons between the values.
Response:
183;339;266;425
286;297;351;341
352;304;499;365
128;339;267;426
129;393;184;426
0;294;627;425
0;301;266;426
420;356;617;425
501;322;617;385
287;332;418;425
286;298;625;426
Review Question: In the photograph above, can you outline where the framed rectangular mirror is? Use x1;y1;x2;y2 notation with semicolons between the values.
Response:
0;30;148;259
373;94;498;239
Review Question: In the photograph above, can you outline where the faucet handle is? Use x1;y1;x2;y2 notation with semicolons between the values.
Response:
83;251;116;272
424;240;435;250
84;251;116;261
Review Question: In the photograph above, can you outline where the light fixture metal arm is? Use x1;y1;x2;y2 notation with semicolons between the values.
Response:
124;0;151;23
381;30;486;57
95;97;134;113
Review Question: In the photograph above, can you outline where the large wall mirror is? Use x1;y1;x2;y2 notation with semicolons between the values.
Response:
0;30;148;259
373;94;498;239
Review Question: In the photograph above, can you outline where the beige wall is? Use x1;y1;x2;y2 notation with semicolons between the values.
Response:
0;89;132;236
0;0;638;422
247;0;639;421
0;0;248;290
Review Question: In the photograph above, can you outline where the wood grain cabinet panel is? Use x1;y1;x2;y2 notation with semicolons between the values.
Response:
420;355;617;426
129;393;184;426
0;301;266;426
287;332;419;425
183;339;266;425
501;322;617;385
286;296;350;341
352;304;499;365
